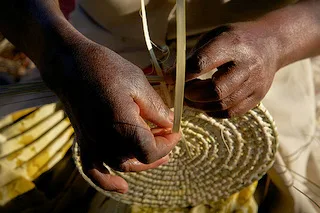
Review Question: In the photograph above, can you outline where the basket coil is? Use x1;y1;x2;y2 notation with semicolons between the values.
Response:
73;104;278;208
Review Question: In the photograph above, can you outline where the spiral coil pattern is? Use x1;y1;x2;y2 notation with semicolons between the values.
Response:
73;104;278;208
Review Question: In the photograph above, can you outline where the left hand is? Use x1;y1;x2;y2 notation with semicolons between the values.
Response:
165;21;280;118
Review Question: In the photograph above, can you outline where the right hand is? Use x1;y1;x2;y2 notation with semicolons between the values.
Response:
165;23;279;118
41;39;181;193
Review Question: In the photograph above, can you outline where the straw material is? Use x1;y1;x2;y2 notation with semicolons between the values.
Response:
0;103;74;205
73;103;278;208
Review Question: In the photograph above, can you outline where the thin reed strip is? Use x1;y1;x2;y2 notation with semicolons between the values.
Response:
172;0;186;133
140;0;172;107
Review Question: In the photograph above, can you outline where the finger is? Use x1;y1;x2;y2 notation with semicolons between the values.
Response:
184;64;249;102
80;144;129;193
211;63;250;100
133;124;181;164
152;132;181;158
164;45;234;84
207;93;259;118
112;100;180;165
190;25;233;54
184;79;218;102
185;79;254;111
164;26;233;84
87;167;129;194
115;81;180;164
164;49;231;85
119;155;169;172
186;35;238;81
134;82;174;128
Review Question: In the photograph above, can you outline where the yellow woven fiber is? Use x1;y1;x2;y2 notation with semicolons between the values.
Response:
130;181;258;213
73;103;278;208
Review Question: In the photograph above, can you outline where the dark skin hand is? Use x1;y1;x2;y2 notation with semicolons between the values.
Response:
0;0;180;193
166;0;320;118
1;0;319;194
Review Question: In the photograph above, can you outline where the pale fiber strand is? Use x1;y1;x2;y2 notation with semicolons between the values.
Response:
140;0;190;156
173;0;186;133
140;0;172;107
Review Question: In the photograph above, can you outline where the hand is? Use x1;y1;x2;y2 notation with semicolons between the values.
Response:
165;22;279;118
42;40;181;193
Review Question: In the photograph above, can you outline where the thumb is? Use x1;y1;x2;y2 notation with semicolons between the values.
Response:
135;84;174;128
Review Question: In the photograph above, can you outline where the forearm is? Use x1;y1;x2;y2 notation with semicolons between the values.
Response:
258;0;320;69
0;0;85;72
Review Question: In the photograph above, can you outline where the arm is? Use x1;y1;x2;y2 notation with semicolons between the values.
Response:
0;0;180;193
166;0;320;118
260;0;320;68
0;0;70;71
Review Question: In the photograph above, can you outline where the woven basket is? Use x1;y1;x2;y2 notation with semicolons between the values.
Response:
73;103;278;208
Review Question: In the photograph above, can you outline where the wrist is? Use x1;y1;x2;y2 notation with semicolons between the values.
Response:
256;0;320;70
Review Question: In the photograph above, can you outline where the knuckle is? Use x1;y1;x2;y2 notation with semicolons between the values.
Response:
196;52;210;72
212;83;224;100
251;55;264;71
231;34;242;46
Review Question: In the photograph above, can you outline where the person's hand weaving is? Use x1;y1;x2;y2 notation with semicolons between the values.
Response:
0;0;181;194
54;41;181;194
165;0;320;118
175;23;277;118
